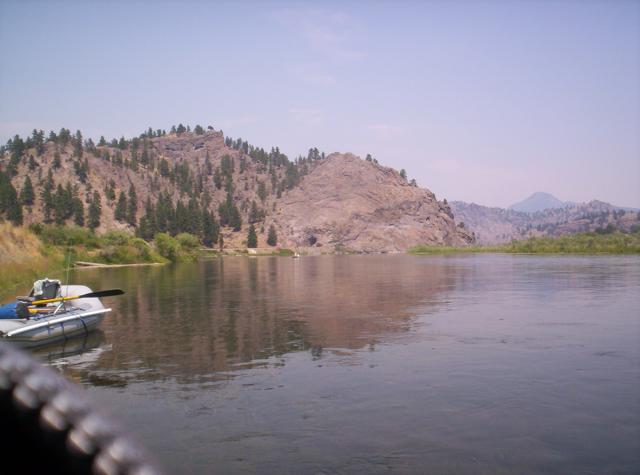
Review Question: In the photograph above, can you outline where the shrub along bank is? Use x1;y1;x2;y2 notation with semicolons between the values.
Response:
410;230;640;254
0;224;206;300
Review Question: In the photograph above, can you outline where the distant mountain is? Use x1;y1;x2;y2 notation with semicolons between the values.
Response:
451;200;639;245
509;192;566;213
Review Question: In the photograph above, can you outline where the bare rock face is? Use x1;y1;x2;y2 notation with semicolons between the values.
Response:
271;153;473;252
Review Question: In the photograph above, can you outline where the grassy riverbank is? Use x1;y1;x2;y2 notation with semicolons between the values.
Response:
0;223;65;299
410;231;640;255
30;224;168;264
0;224;294;300
0;224;170;300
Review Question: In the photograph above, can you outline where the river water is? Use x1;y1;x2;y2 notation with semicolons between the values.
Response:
33;255;640;474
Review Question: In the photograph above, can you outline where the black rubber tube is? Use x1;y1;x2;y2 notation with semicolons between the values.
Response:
0;341;162;474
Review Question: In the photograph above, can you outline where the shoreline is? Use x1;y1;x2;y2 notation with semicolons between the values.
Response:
74;261;166;268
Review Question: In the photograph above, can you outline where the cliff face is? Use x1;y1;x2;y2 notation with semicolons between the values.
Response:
271;153;473;252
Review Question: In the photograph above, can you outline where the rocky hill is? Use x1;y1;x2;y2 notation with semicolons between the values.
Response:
0;126;472;253
271;153;472;252
452;200;640;244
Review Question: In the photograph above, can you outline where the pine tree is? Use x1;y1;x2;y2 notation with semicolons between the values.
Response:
230;204;242;231
221;155;234;176
73;159;88;182
140;198;157;240
28;155;37;171
88;191;101;230
33;129;45;156
0;171;23;225
158;158;170;177
115;191;127;222
74;130;83;158
105;180;116;201
249;200;261;223
213;167;222;189
267;225;277;246
257;181;267;202
7;187;23;225
137;217;149;240
205;152;212;176
73;197;85;226
187;197;202;236
156;193;171;234
9;134;25;163
41;170;55;222
20;176;34;205
202;210;219;247
53;151;61;169
176;200;188;232
130;151;139;171
54;184;72;225
140;140;149;165
218;201;229;227
127;184;137;226
400;169;407;180
53;185;65;224
58;128;71;147
247;224;257;248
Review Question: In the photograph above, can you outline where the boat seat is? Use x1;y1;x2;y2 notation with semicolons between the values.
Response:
29;279;61;305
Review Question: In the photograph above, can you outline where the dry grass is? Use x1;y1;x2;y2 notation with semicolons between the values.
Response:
0;222;64;301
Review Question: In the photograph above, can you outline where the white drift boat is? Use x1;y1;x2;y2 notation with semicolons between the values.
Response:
0;280;117;348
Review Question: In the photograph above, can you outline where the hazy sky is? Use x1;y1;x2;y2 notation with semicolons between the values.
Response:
1;1;638;208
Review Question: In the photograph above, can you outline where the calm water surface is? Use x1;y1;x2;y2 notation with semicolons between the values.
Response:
33;255;640;474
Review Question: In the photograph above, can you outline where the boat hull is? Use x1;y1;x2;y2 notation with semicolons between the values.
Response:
0;285;111;348
0;310;109;347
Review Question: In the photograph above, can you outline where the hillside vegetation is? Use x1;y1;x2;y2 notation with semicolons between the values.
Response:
0;126;329;249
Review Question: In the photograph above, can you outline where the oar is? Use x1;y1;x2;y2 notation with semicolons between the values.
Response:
29;289;125;306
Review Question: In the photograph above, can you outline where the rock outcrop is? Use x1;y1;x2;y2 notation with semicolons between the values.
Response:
271;153;473;252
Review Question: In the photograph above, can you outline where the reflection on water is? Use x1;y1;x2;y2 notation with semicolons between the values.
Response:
62;256;463;380
31;255;640;474
31;330;106;363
